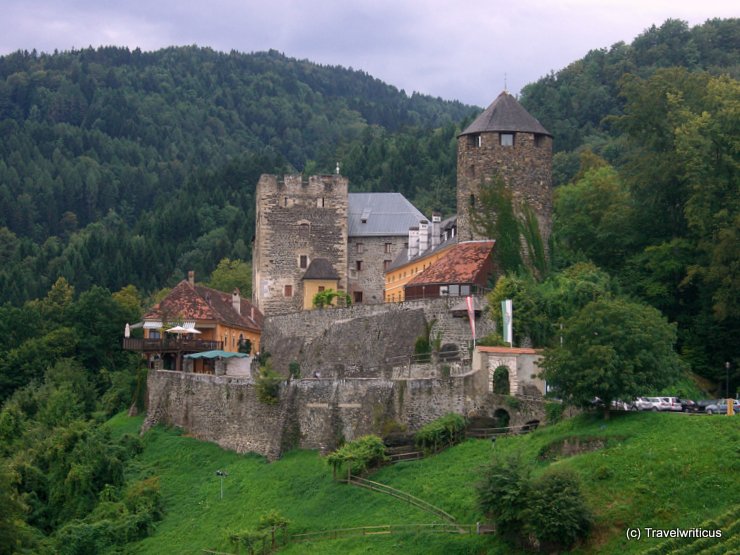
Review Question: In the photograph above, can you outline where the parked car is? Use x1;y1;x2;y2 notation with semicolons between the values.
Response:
611;399;633;411
695;399;721;413
678;399;701;413
704;399;740;415
633;397;662;411
659;397;683;412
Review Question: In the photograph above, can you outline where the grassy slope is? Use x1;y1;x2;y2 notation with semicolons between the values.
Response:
106;412;740;554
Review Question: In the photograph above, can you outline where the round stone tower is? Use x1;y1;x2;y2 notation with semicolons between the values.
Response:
456;91;553;248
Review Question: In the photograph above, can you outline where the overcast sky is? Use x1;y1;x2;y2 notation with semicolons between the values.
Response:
1;1;736;106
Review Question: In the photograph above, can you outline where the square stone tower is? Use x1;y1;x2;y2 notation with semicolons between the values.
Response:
253;174;348;316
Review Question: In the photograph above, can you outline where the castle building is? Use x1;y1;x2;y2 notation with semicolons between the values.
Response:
252;174;349;316
252;91;553;317
252;176;428;314
346;192;426;304
456;91;553;246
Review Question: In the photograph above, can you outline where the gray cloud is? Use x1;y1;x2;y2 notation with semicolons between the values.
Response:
1;1;736;106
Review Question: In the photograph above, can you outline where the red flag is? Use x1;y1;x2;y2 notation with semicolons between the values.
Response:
466;296;476;344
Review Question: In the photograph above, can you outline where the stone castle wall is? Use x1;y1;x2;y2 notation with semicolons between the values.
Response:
260;297;495;376
253;174;348;316
456;131;552;246
145;367;546;460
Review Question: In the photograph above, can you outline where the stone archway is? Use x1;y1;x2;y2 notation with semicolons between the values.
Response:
492;365;510;394
487;355;518;395
493;408;510;428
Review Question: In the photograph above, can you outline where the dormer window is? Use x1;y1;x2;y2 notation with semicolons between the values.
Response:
500;133;514;147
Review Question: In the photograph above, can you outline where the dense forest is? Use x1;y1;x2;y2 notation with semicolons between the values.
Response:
0;16;738;553
0;46;475;302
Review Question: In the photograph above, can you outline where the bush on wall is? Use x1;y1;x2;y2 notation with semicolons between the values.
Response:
414;413;467;453
326;435;388;477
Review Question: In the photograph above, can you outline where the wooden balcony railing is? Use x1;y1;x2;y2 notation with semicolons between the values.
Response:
122;337;223;353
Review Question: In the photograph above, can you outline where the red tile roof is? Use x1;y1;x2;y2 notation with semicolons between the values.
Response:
407;240;495;285
478;346;540;355
144;280;262;331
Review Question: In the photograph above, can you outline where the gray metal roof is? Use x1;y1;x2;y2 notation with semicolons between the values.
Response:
302;258;339;280
459;91;551;137
387;234;458;272
348;192;426;237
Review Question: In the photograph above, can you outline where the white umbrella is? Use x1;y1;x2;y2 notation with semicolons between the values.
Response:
166;325;202;334
124;323;131;338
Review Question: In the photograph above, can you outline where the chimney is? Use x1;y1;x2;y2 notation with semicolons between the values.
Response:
188;270;195;286
431;212;441;249
408;226;420;259
232;288;241;315
418;220;429;255
250;306;255;322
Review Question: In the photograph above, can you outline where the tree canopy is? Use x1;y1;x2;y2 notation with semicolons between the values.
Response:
541;298;685;418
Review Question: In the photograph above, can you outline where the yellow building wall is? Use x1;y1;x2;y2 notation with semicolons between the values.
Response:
384;245;454;302
303;279;340;309
215;323;260;354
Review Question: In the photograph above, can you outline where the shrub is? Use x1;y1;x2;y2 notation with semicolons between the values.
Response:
504;395;520;409
255;362;281;405
414;336;431;362
288;361;301;379
228;529;269;555
326;435;388;477
258;510;290;548
477;459;592;551
414;413;467;453
476;455;531;545
545;401;565;424
525;469;592;551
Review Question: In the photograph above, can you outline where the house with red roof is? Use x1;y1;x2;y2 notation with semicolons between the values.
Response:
402;240;495;301
123;271;262;373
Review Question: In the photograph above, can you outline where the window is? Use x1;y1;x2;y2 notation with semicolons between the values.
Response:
298;223;310;238
299;255;308;269
356;260;363;271
353;291;363;303
469;194;476;207
500;133;514;146
440;285;449;296
318;286;325;292
356;243;364;254
383;260;391;271
149;330;160;339
284;284;293;297
318;197;325;207
460;285;471;296
384;242;392;254
449;284;460;296
468;134;481;147
284;196;289;207
534;134;545;147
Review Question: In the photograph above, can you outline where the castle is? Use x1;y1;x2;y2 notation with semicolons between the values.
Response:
252;91;552;317
141;91;556;461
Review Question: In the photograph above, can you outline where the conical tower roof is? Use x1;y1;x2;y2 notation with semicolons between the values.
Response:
459;91;551;137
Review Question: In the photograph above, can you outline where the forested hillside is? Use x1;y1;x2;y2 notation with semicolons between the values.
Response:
502;18;739;383
0;46;474;303
0;16;739;554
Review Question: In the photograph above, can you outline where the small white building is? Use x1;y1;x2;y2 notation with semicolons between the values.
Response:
474;346;545;397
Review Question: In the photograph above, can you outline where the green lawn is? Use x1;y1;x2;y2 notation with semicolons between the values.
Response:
106;411;740;554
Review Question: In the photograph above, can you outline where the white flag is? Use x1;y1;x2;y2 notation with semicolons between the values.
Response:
502;299;513;346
